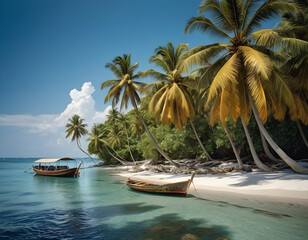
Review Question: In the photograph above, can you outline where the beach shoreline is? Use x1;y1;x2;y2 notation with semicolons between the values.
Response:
106;166;308;217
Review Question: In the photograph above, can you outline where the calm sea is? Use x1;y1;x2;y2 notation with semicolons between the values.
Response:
0;158;307;240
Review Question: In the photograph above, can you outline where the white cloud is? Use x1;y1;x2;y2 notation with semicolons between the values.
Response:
0;82;111;135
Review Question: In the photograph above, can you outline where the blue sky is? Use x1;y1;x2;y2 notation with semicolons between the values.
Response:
0;0;278;158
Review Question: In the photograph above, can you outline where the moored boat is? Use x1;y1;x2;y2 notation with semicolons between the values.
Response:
126;172;195;196
32;158;82;177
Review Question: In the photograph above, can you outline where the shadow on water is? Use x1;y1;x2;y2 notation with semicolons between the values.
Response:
126;188;194;199
0;203;231;240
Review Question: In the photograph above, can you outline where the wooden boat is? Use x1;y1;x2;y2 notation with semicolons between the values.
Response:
126;172;195;196
32;158;82;177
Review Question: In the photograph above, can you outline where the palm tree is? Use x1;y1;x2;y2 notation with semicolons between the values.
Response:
129;111;145;140
118;113;137;164
106;108;121;127
87;124;132;165
106;108;136;163
87;124;105;154
101;54;179;167
252;0;308;147
141;42;213;161
184;0;308;173
66;114;96;164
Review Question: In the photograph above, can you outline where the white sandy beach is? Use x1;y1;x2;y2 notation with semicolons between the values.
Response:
111;167;308;216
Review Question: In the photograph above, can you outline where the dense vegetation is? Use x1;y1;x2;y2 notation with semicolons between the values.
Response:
67;0;308;173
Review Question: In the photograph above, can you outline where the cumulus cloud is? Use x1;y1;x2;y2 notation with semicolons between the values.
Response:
0;82;111;134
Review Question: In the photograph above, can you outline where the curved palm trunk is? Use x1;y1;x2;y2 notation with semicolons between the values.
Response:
259;129;282;163
241;118;272;172
109;145;127;162
124;125;136;165
296;120;308;148
224;125;244;169
132;99;179;168
189;118;213;161
105;147;134;166
249;95;308;174
77;139;96;164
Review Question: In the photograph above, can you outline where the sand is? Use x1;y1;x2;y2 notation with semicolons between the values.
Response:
111;167;308;216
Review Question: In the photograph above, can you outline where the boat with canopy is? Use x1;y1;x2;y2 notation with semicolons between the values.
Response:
32;158;82;177
126;172;195;196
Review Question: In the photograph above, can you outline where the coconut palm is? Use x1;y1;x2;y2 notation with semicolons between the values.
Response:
129;111;145;140
66;114;96;164
118;113;137;164
87;124;132;166
184;0;308;173
141;42;213;161
101;54;179;167
106;108;136;163
87;124;105;154
106;108;121;127
252;0;308;147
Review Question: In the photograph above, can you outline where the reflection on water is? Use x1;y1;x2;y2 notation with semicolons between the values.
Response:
0;158;308;240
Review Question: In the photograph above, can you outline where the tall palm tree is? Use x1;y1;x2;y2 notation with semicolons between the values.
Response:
141;42;213;161
252;0;308;146
118;113;136;164
66;114;96;164
184;0;308;173
101;54;179;167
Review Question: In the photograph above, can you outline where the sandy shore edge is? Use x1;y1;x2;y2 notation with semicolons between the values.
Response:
106;166;308;211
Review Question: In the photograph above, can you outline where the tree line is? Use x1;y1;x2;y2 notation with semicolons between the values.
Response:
65;0;308;174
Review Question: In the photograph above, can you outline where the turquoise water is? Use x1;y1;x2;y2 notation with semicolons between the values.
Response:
0;158;307;240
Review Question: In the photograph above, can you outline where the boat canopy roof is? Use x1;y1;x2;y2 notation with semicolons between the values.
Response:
35;157;75;163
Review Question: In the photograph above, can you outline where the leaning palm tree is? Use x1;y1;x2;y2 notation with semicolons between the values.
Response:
101;54;179;167
141;42;213;161
66;114;96;164
184;0;308;173
252;0;308;147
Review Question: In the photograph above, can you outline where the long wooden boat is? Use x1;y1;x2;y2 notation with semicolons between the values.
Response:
32;158;82;177
126;172;195;196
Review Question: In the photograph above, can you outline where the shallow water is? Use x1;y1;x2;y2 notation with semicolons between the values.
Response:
0;158;307;240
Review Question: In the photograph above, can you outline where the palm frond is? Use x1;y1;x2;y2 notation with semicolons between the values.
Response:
223;0;244;33
180;43;227;73
247;75;267;123
101;79;121;90
244;0;297;36
139;69;169;81
281;38;308;55
185;16;231;40
105;63;123;78
149;55;172;73
198;0;233;32
239;46;272;80
207;52;241;105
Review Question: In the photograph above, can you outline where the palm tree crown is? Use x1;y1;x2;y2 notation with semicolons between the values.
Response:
142;42;195;130
184;0;297;126
66;114;88;141
101;54;146;110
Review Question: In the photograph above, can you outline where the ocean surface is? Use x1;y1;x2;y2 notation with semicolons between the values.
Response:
0;158;307;240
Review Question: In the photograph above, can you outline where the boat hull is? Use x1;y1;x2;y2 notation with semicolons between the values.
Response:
32;167;79;177
126;179;192;196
